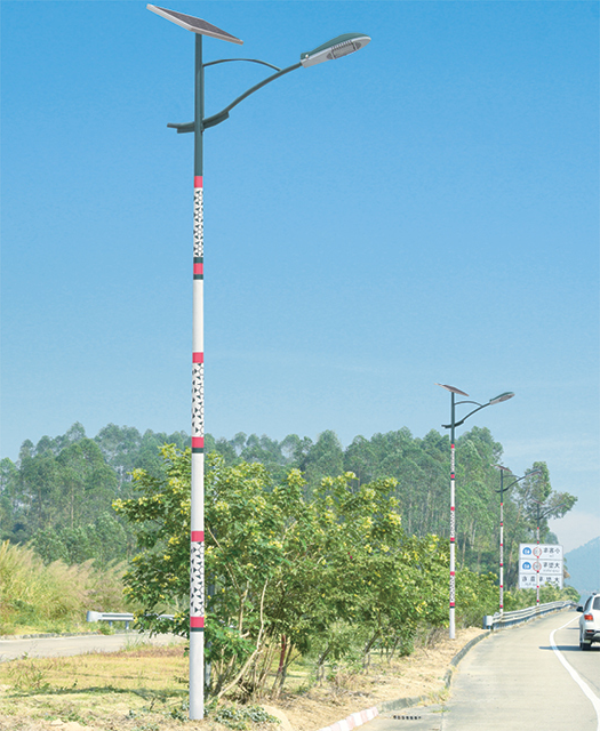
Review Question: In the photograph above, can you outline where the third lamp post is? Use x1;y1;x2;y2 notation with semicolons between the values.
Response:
494;466;542;615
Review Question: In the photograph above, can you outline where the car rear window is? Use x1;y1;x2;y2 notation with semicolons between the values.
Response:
593;596;600;611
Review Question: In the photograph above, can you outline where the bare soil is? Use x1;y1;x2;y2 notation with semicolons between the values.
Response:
0;627;484;731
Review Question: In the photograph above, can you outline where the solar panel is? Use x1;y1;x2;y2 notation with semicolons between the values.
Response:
147;5;243;45
435;383;470;397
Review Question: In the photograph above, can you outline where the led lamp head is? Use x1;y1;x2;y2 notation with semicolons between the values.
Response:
488;392;515;405
301;33;371;67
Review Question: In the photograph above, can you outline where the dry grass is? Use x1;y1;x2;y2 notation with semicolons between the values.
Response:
0;643;224;731
272;627;484;731
0;542;128;636
0;628;484;731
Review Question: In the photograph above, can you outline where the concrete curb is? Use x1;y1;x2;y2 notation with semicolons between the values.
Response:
0;630;131;641
316;605;576;729
316;706;380;731
378;630;491;714
442;629;491;687
315;630;491;731
0;631;111;640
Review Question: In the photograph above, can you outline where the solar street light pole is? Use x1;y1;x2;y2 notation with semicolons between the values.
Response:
436;385;514;639
494;467;542;615
147;5;369;719
190;30;206;722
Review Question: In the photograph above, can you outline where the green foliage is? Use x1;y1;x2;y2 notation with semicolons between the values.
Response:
1;423;191;566
562;585;581;602
197;426;576;589
454;571;498;627
214;705;280;730
115;447;504;702
113;446;192;638
503;583;579;611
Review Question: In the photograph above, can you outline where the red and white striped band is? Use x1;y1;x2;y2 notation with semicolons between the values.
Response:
190;616;204;632
316;706;379;731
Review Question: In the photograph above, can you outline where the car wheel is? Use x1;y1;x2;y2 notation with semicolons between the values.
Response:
580;641;592;651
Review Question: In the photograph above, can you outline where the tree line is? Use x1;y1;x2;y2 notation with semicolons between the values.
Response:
207;426;576;587
0;423;188;565
0;421;576;587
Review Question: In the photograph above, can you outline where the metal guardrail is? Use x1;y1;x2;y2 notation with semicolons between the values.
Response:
483;600;575;630
86;611;174;630
91;602;574;633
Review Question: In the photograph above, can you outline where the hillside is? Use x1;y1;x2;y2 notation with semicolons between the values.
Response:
565;536;600;598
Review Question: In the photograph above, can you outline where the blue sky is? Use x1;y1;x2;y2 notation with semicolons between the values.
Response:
1;1;598;552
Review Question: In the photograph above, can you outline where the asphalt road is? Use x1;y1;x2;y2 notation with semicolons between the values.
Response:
368;611;600;731
0;632;183;661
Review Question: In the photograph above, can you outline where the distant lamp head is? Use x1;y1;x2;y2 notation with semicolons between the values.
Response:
488;392;515;405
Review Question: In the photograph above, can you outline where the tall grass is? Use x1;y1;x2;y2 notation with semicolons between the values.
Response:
0;540;128;634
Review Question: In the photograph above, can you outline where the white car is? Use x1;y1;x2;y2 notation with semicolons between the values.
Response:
578;593;600;650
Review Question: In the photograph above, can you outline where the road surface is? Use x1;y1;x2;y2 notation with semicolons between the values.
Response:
368;610;600;731
0;632;183;662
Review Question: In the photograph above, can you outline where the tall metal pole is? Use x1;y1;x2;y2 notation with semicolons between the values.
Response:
190;32;205;720
449;392;456;640
499;470;505;615
147;7;370;720
535;503;541;607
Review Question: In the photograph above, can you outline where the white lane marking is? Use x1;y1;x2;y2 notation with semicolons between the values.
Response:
550;616;600;731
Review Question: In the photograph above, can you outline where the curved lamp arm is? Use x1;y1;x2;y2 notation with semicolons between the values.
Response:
495;468;543;495
531;498;568;522
168;31;370;133
443;401;486;428
203;58;282;71
167;61;301;133
442;391;514;429
203;61;302;129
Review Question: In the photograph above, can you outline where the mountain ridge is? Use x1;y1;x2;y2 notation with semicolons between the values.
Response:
565;536;600;599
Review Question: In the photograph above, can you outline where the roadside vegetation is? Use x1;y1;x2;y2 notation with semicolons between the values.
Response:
0;422;578;723
114;446;577;706
0;541;128;635
0;629;481;731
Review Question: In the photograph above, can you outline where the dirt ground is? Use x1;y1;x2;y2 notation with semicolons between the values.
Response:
0;627;485;731
274;627;484;731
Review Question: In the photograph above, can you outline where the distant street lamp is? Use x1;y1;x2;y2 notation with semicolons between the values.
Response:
494;466;542;615
148;4;370;719
435;384;514;639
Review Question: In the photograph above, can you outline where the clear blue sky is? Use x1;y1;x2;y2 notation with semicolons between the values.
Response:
1;1;598;552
